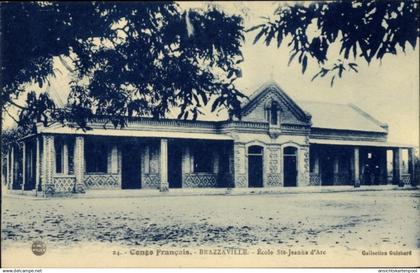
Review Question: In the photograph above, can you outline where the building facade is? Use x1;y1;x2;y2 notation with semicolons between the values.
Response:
3;82;417;195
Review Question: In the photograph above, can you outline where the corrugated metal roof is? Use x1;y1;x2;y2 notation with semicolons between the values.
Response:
296;100;387;133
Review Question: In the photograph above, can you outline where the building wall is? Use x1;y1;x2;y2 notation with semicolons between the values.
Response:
241;101;265;122
26;81;395;193
81;140;163;190
241;91;305;126
74;138;223;190
231;132;310;188
33;131;392;194
266;144;282;187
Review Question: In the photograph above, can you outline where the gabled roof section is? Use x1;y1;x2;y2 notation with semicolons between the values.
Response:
241;81;311;123
296;100;388;133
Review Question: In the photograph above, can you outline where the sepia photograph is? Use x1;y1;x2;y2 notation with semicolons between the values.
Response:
1;0;419;269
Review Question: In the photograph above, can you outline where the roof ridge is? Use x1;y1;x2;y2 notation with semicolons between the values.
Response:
242;81;279;104
347;103;388;130
296;99;348;106
241;81;310;121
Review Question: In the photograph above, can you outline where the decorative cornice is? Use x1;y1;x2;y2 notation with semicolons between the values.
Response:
268;127;282;139
31;111;385;143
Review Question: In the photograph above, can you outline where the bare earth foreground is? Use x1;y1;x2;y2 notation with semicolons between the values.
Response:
2;189;419;267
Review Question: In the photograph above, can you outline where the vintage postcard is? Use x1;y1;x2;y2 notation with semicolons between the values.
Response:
1;1;419;269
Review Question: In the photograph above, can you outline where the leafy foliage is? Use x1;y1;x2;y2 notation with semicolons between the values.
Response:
249;0;419;85
69;3;245;127
1;2;108;108
1;2;245;131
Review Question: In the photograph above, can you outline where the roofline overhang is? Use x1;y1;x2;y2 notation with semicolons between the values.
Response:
309;138;415;149
36;126;233;141
310;126;388;135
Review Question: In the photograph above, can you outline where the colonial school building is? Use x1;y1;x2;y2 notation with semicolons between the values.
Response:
4;82;417;195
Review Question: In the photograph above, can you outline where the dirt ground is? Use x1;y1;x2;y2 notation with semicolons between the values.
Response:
2;190;419;250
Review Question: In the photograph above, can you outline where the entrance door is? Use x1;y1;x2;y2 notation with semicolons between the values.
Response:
363;150;380;185
283;147;297;187
121;144;141;189
248;146;263;187
168;142;182;188
320;154;334;185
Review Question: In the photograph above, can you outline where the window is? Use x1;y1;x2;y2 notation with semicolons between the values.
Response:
248;145;263;155
193;143;213;173
284;146;297;155
85;141;108;173
266;101;280;125
270;101;279;125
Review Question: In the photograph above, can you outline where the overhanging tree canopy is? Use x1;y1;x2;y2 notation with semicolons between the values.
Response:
249;0;419;85
1;2;245;130
1;2;107;107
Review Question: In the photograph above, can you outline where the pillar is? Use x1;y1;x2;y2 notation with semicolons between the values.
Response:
21;142;26;191
111;145;118;174
35;138;40;195
263;146;270;187
333;155;339;185
393;148;403;187
74;136;85;193
408;148;416;187
41;136;47;191
313;153;320;186
42;135;55;194
213;150;219;174
190;147;194;173
63;142;68;175
180;145;190;188
350;151;354;183
354;147;360;187
159;138;168;192
233;143;247;188
298;146;310;187
6;148;10;189
182;145;191;174
143;145;150;174
314;156;320;175
10;146;15;189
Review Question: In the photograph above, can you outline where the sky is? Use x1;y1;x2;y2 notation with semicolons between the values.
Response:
3;1;419;146
180;1;420;146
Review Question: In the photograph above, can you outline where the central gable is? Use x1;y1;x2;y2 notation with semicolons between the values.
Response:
240;82;311;126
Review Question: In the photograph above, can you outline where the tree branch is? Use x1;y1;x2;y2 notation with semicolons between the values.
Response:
3;106;19;124
6;100;27;110
58;55;75;73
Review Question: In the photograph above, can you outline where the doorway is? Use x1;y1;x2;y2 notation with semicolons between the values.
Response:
168;142;182;188
121;143;141;189
320;155;334;185
363;150;381;185
248;145;263;187
283;146;297;187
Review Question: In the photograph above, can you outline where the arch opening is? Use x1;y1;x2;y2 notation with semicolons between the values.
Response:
283;146;298;187
248;145;264;188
